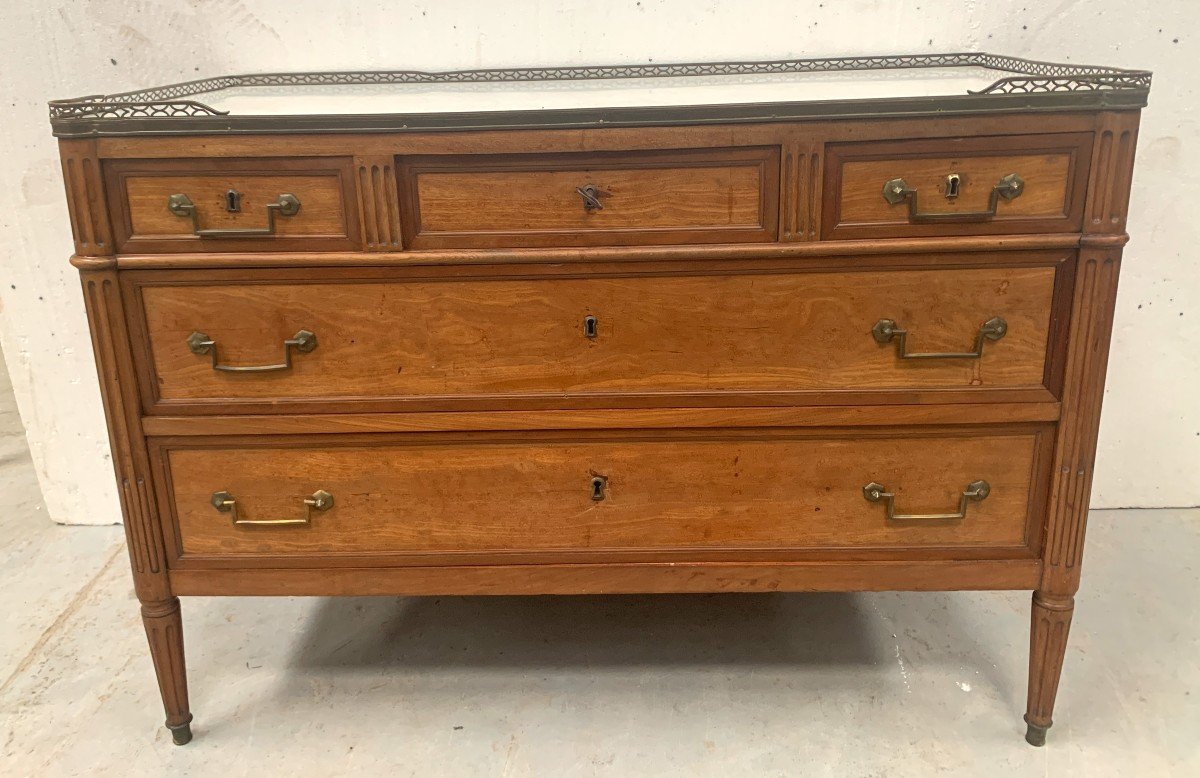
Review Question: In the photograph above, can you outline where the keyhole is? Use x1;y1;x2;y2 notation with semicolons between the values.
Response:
583;315;598;339
590;476;607;501
224;189;242;212
944;173;961;200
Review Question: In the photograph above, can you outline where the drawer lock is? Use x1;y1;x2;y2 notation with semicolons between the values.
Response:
863;480;989;522
590;475;608;501
211;489;334;527
575;184;606;212
168;191;301;238
882;173;1023;223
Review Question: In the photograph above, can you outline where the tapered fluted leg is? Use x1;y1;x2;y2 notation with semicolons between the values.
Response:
1025;592;1074;746
141;597;193;745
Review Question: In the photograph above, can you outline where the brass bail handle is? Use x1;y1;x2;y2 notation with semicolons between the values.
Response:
168;192;301;238
862;480;990;521
881;173;1024;223
872;316;1007;360
187;329;317;373
211;489;334;526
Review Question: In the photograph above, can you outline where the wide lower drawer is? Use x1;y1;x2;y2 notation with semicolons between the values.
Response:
128;261;1063;413
152;427;1049;565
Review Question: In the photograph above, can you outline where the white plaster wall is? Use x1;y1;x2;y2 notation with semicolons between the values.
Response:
0;1;1194;524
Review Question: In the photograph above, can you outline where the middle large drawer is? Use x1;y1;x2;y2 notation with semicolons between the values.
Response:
126;257;1067;414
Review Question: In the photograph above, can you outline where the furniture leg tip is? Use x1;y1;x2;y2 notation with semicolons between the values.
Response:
168;722;193;746
1024;719;1049;747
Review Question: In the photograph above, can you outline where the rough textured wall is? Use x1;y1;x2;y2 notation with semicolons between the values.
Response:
0;1;1193;523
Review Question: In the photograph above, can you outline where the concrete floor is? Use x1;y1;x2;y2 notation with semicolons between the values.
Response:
1;353;1197;776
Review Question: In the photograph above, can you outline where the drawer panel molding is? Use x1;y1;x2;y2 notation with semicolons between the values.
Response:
153;427;1051;565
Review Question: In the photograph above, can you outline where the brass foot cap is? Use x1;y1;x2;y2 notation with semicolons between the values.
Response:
1024;718;1049;747
168;722;193;746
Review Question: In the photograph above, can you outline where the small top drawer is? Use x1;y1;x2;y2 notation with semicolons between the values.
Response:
398;147;779;249
822;133;1092;239
105;157;359;253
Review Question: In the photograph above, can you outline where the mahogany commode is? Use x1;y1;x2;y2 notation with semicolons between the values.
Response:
49;53;1151;747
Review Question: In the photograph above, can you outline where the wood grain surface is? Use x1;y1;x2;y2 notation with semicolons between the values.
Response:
160;428;1045;559
134;265;1058;407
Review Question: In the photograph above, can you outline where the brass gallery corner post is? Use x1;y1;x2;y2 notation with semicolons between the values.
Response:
50;54;1148;747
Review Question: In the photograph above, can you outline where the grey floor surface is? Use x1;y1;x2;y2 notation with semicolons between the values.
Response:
1;349;1197;776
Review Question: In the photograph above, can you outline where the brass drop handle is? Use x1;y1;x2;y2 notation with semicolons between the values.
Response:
872;317;1007;360
168;192;301;238
881;173;1024;223
576;184;605;212
187;329;317;373
211;489;334;526
863;480;990;521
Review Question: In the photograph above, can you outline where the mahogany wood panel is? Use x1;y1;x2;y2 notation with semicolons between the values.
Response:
398;147;778;248
156;427;1047;563
168;559;1043;597
105;157;360;253
111;234;1084;270
139;403;1062;437
823;133;1092;239
130;263;1061;414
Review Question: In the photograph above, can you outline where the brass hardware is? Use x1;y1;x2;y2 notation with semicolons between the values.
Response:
583;314;598;339
168;192;300;238
224;189;242;212
872;316;1007;360
590;476;608;501
187;329;317;373
881;173;1024;222
576;184;605;212
944;173;961;199
862;480;990;521
210;489;333;526
49;54;1152;138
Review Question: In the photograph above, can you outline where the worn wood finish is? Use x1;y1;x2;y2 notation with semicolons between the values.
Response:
58;95;1142;746
399;147;778;248
105;157;360;253
169;559;1043;597
130;263;1062;413
824;133;1092;239
111;233;1083;270
139;403;1062;437
155;427;1047;561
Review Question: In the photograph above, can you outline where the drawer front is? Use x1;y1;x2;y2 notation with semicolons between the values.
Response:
105;158;359;252
157;428;1047;563
823;133;1091;239
131;263;1062;412
398;147;779;248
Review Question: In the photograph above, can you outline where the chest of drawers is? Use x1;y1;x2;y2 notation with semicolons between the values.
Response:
50;53;1150;747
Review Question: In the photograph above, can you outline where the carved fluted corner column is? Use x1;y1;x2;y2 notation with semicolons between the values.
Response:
1026;108;1138;746
141;598;193;745
80;266;194;744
